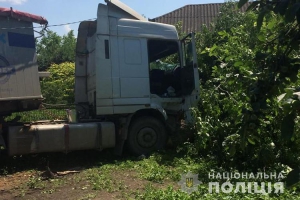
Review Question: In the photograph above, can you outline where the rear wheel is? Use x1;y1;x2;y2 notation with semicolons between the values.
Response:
127;116;167;156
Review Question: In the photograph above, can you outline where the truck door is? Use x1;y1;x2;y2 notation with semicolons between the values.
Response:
180;33;199;96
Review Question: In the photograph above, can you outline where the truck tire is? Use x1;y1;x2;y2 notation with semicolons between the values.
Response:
127;116;167;156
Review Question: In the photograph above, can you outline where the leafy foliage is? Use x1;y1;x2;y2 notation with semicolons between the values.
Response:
40;62;75;104
239;0;300;28
37;30;76;71
189;1;300;174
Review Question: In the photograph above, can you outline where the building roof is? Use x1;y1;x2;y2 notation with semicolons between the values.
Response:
151;3;250;33
0;7;48;25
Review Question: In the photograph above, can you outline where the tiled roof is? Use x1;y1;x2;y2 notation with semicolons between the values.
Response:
151;3;250;33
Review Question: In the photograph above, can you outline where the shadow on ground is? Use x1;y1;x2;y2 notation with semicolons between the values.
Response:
0;149;131;175
0;147;186;176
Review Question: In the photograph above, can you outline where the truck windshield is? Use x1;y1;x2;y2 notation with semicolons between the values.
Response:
148;40;179;71
148;39;181;97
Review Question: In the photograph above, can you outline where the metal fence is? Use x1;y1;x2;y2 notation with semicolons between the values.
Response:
5;104;75;123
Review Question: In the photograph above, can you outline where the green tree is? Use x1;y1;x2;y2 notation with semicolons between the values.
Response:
239;0;300;28
37;30;76;71
190;2;300;173
229;0;300;185
40;62;75;104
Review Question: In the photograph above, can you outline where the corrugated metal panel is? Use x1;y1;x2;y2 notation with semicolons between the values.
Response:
151;3;251;33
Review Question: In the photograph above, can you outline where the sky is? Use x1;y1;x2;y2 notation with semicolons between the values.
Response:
0;0;225;36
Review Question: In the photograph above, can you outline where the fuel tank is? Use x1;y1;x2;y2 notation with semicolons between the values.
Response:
8;122;115;156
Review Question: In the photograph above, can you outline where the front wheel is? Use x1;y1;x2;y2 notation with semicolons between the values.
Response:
127;116;167;156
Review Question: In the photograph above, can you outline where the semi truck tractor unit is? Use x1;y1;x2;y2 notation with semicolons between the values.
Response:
0;0;200;156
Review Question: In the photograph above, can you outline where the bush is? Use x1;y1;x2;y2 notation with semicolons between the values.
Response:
40;62;75;105
189;2;300;174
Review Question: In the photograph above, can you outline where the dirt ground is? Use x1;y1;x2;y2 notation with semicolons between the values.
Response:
0;150;179;200
0;171;149;200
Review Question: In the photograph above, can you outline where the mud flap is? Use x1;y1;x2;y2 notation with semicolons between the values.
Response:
114;117;130;156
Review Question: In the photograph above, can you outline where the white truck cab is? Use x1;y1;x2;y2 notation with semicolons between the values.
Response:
75;0;199;155
75;0;199;120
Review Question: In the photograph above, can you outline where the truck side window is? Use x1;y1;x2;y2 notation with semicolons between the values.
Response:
148;40;181;97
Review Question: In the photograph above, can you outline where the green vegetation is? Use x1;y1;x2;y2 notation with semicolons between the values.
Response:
1;150;298;199
85;152;299;199
40;62;75;104
37;30;76;71
5;109;67;122
191;0;300;183
36;30;76;104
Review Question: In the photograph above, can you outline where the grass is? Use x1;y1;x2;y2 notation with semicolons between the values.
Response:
83;152;300;199
78;193;97;200
1;149;300;199
86;168;127;192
